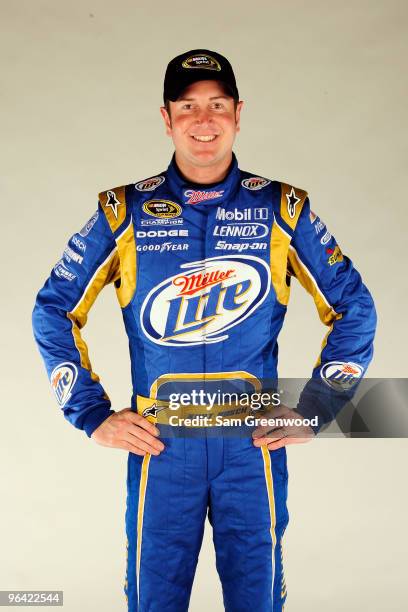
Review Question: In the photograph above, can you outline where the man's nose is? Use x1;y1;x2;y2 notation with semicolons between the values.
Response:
194;109;212;124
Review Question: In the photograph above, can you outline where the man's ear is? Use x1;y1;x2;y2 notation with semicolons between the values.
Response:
235;100;244;132
160;106;172;135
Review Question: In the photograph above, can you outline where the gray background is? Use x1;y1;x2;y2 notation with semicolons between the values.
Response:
1;0;407;610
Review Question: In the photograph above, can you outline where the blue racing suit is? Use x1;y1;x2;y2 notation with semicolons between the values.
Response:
32;154;376;611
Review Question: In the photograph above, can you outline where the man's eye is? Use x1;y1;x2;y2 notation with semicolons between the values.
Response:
212;103;224;109
182;104;193;110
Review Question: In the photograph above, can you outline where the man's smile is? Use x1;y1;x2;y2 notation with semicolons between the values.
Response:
190;134;219;142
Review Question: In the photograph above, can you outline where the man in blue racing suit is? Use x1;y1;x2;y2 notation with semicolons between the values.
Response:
32;49;377;611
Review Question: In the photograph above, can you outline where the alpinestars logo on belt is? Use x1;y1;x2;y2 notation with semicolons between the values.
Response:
142;403;168;418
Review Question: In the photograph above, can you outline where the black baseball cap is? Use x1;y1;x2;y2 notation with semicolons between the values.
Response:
163;49;239;103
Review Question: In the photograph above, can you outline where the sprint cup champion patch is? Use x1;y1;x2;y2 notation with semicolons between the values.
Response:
50;362;78;407
320;361;363;391
135;176;165;192
241;177;271;191
142;200;182;219
141;255;270;346
182;54;221;71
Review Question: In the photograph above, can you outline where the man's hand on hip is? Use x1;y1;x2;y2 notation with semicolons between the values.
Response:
91;408;165;456
252;405;315;450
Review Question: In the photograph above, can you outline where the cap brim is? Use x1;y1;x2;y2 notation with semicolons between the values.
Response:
165;74;238;102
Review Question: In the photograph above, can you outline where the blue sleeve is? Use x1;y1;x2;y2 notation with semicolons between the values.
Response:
32;205;120;437
289;198;377;432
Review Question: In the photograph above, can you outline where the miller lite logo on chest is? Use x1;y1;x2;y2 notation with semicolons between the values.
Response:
141;256;271;346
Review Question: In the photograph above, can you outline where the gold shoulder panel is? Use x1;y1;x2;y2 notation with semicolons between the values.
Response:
115;221;137;308
98;184;137;309
99;185;127;232
269;222;291;306
280;183;308;230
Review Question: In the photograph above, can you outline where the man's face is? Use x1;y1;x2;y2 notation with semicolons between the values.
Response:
160;80;243;168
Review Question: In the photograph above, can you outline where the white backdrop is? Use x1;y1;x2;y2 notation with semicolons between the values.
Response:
1;1;407;610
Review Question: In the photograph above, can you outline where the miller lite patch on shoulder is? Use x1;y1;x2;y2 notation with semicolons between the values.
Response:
135;176;165;192
241;177;271;191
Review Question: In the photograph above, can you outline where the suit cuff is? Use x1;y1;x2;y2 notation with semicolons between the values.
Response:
81;407;115;437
